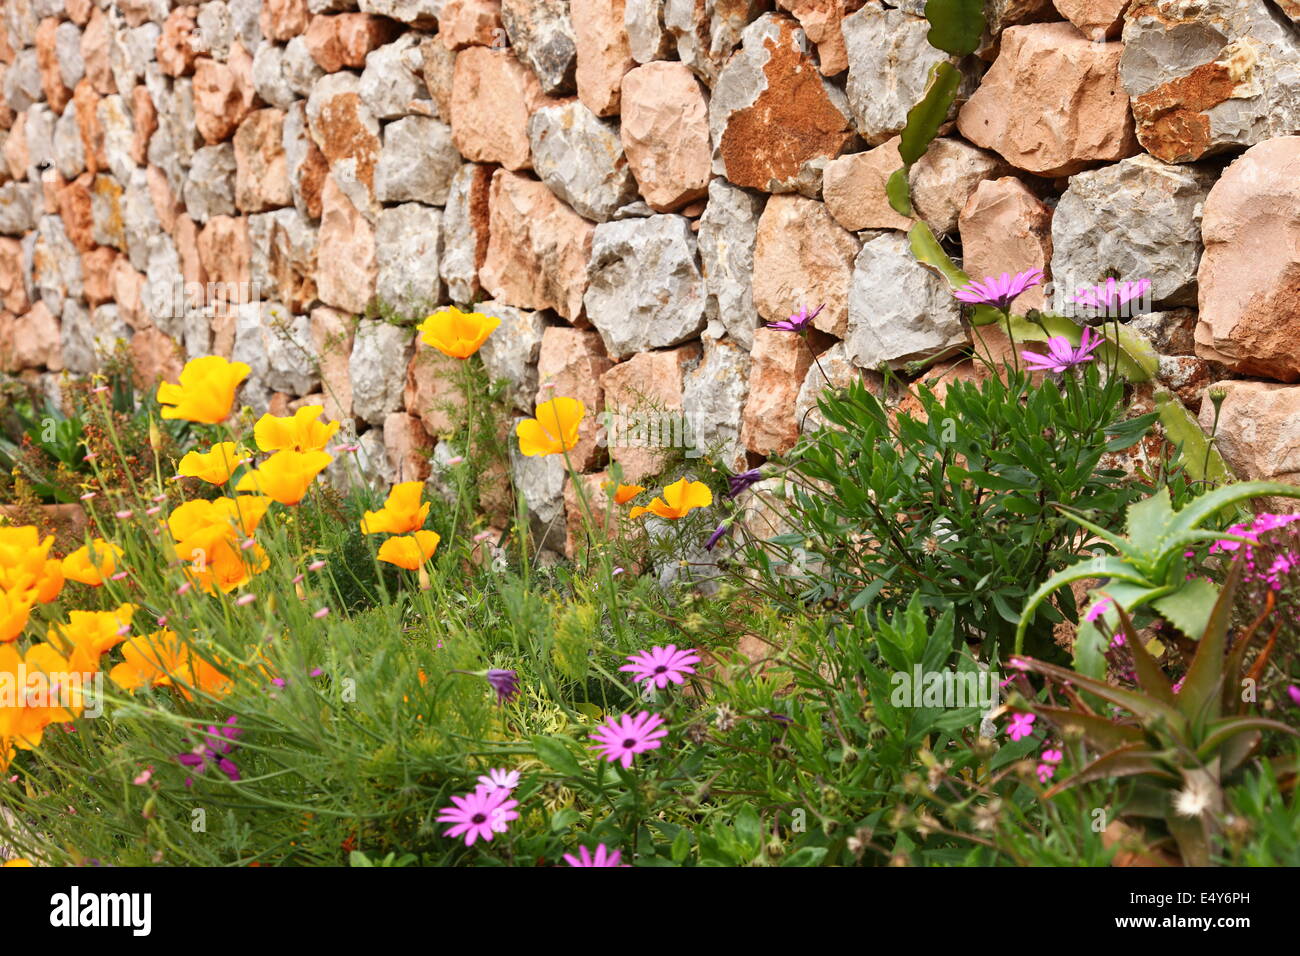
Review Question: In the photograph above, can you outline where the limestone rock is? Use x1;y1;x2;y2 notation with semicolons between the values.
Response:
439;162;492;304
1199;381;1300;498
776;0;865;75
535;325;611;469
740;326;813;456
584;213;706;359
709;14;855;195
374;115;461;205
624;0;672;64
251;42;297;110
184;143;238;223
61;300;130;375
349;317;414;425
697;177;764;349
663;0;765;87
528;100;638;222
958;176;1053;312
752;194;859;338
601;343;701;482
261;0;311;41
310;304;354;422
449;46;542;171
846;231;968;369
284;101;327;219
477;297;546;412
282;35;324;96
192;47;256;145
304;13;400;72
682;333;750;471
957;22;1139;176
316;174;377;315
248;206;318;312
572;0;634;116
438;0;506;50
909;138;1009;238
822;137;913;232
234;108;291;213
359;33;429;120
1052;153;1214;309
500;0;577;95
307;71;381;220
374;202;444;317
1053;0;1128;40
508;426;568;552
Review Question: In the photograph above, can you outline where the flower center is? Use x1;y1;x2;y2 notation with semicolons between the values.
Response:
654;665;667;673
471;813;486;824
622;738;637;748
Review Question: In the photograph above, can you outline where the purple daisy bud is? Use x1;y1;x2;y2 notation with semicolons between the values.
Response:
704;523;728;551
725;468;763;499
486;669;520;704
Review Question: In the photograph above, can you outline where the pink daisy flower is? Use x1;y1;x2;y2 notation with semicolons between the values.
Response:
1006;712;1036;742
476;768;520;792
619;645;701;689
437;786;520;846
1082;596;1112;624
767;303;824;333
1020;327;1104;374
563;843;627;867
953;269;1043;310
589;711;668;768
1069;277;1151;315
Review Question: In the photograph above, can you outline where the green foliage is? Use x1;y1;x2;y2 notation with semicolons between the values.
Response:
923;0;986;56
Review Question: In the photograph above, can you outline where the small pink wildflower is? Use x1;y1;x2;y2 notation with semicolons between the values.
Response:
313;607;330;619
953;269;1043;311
1020;327;1104;374
235;593;256;606
1082;596;1112;624
437;786;519;846
589;711;668;768
619;645;701;689
475;768;520;793
562;843;627;867
1006;712;1036;742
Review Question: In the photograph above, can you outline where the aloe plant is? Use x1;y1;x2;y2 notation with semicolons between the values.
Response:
1009;561;1299;866
1015;481;1300;662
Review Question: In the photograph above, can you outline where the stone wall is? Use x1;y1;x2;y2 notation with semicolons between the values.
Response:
1;0;1299;535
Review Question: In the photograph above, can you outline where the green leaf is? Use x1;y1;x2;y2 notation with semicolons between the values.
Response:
734;805;762;858
1125;486;1176;557
530;734;585;778
671;829;691;863
1151;576;1220;638
1028;705;1145;751
907;222;1001;327
899;61;963;165
1154;388;1234;485
924;0;986;56
782;846;828;867
886;166;915;217
1015;556;1158;654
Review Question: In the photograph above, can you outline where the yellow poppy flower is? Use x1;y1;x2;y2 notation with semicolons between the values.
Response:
47;604;135;671
168;496;271;543
61;539;124;586
605;482;645;505
1;859;32;866
360;481;430;535
156;356;251;424
176;524;269;595
0;643;79;758
0;589;34;644
417;306;501;359
176;442;251;484
628;478;713;520
0;529;63;604
516;397;585;458
234;450;333;506
253;405;341;454
377;530;442;570
109;630;232;700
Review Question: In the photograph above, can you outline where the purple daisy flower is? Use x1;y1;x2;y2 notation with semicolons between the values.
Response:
1082;595;1112;624
475;768;520;792
1069;277;1151;315
589;711;668;768
176;716;242;787
1019;326;1104;373
725;468;763;499
485;669;520;704
619;645;701;689
562;843;627;867
953;269;1043;310
437;786;520;846
767;303;824;333
704;523;729;551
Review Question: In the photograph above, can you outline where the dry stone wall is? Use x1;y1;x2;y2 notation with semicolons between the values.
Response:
2;0;1300;542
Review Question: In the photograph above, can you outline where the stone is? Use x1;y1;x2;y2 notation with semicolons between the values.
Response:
52;175;93;255
261;0;311;41
438;0;506;50
282;35;324;96
147;78;201;197
129;85;156;167
184;143;238;222
0;237;28;313
23;103;55;182
625;0;672;64
80;11;115;94
129;326;185;389
158;7;200;77
193;47;256;145
752;194;859;337
584;214;706;359
418;35;456;122
1199;381;1300;499
682;333;750;470
234;302;319;404
62;299;131;374
844;3;969;147
358;0;442;23
480;168;593;321
248;206;318;311
1054;0;1128;40
508;426;568;553
1129;308;1197;356
619;62;710;212
284;101;327;219
1120;0;1300;164
404;343;459;437
359;33;429;120
1052;153;1214;309
572;0;634;116
822;137;913;232
3;301;61;370
234;108;291;213
777;0;864;75
111;256;149;329
35;18;72;114
958;176;1053;312
304;14;401;72
528;101;638;222
846;231;969;369
4;50;43;113
2;117;27;182
740;326;813;456
383;411;433;483
349;318;414;425
439;162;492;305
697;178;764;349
477;297;546;412
1194;136;1300;383
957;23;1139;177
197;215;252;308
663;0;765;87
82;244;119;310
32;214;83;313
374;115;461;205
534;325;611;470
909;138;1009;238
795;340;870;432
113;24;161;100
251;42;297;110
710;13;856;194
56;21;87;94
500;0;577;95
601;344;701;482
307;71;382;219
310;304;354;422
375;202;444;316
450;46;542;171
316;174;377;315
